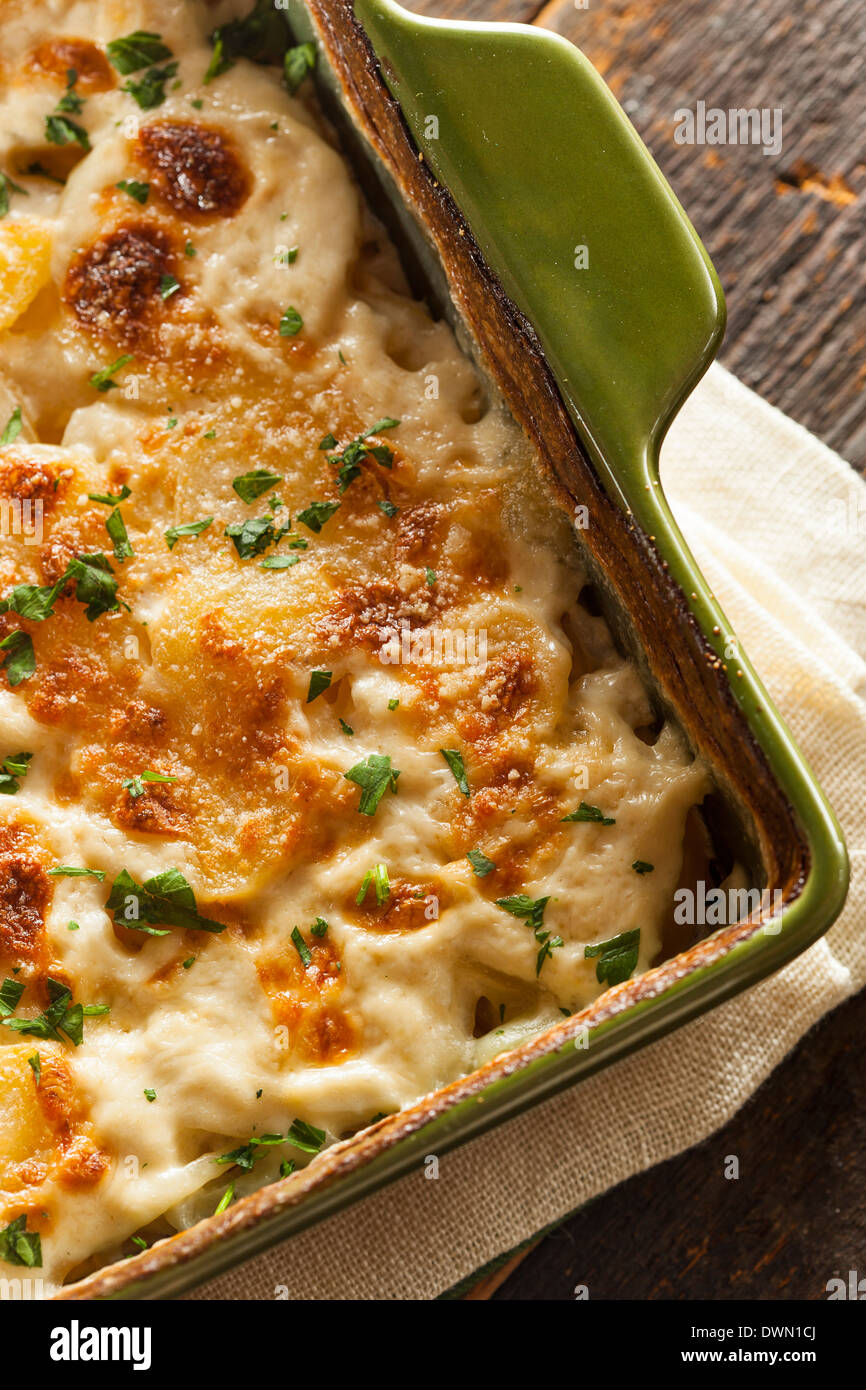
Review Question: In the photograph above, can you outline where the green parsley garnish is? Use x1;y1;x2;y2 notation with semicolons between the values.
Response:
310;916;329;938
28;1052;41;1085
0;1216;42;1268
123;769;177;799
105;507;133;561
377;498;398;518
45;114;90;150
225;513;290;559
284;41;316;95
497;894;560;976
0;173;27;219
160;273;181;300
306;670;332;703
440;748;470;797
165;517;213;549
291;925;312;968
585;929;641;985
90;354;134;392
561;802;616;825
339;718;354;737
0;977;24;1017
214;1178;235;1214
466;848;496;877
88;485;131;505
261;554;298;570
632;860;655;874
144;1088;157;1102
321;418;400;494
0;751;32;795
116;179;149;204
48;866;106;880
296;500;340;533
106;30;173;74
0;405;22;445
279;305;303;337
233;469;284;503
3;976;108;1046
0;631;35;686
357;862;390;907
0;552;123;625
122;61;178;110
344;754;400;816
105;868;226;936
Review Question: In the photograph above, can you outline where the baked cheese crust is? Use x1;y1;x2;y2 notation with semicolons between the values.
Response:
0;0;712;1291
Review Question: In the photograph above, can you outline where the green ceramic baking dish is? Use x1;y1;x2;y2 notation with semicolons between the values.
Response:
57;0;848;1300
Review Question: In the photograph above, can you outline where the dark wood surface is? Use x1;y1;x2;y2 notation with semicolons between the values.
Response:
402;0;865;1299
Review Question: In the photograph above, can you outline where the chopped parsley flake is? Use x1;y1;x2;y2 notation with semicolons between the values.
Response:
116;178;149;204
0;405;22;445
321;418;400;494
105;507;133;561
357;862;390;907
306;669;332;703
160;273;181;300
0;1216;42;1268
261;554;298;570
585;929;641;985
88;485;132;505
339;718;354;737
291;925;312;968
2;976;107;1047
122;61;178;110
90;355;134;392
497;893;560;975
466;848;496;877
106;30;173;74
0;977;25;1017
284;42;316;95
105;868;226;936
0;750;32;795
225;513;290;559
279;305;303;337
45;113;90;150
0;173;27;219
561;802;616;825
144;1088;156;1103
48;866;106;880
310;916;329;938
123;768;177;799
440;748;470;797
165;517;213;549
233;469;283;503
0;631;35;686
28;1052;41;1084
344;753;400;816
296;500;339;533
632;860;654;874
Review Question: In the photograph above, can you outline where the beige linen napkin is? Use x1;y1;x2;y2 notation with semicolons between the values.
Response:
190;362;865;1300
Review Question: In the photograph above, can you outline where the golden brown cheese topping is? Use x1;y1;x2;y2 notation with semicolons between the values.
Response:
0;1;722;1293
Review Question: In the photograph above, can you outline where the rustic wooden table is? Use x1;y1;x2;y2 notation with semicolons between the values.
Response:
404;0;866;1299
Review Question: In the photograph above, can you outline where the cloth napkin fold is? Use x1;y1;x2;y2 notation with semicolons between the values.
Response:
189;362;866;1300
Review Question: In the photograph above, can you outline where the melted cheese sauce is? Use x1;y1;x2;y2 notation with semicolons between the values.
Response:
0;1;712;1291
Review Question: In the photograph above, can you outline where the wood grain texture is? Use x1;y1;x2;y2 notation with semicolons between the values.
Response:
492;988;866;1300
399;0;863;1300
